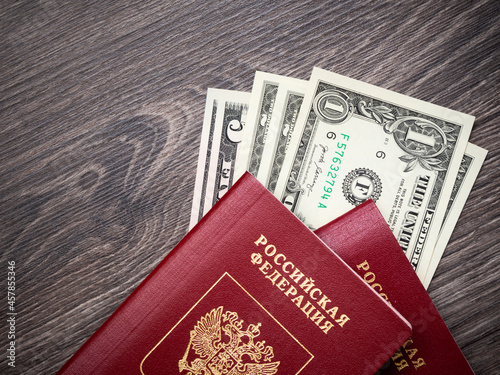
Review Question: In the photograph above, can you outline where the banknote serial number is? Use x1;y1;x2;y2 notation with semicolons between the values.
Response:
318;133;350;208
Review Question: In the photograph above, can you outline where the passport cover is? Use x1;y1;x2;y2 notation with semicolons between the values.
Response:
58;173;411;375
315;200;474;374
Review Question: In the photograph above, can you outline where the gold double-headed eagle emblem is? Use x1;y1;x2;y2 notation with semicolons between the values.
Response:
179;306;280;374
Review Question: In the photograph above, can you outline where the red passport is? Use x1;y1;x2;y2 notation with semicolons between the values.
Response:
315;200;475;374
58;173;411;375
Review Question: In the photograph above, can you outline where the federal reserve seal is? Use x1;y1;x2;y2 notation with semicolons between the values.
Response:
342;168;382;206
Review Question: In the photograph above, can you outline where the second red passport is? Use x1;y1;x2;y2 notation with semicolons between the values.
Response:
315;200;475;374
58;173;411;375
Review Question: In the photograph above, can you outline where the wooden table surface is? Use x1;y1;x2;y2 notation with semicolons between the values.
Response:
1;1;498;374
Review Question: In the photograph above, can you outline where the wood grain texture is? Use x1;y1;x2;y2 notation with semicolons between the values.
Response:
0;1;498;373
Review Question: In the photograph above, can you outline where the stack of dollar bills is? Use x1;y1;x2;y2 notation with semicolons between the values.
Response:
189;67;487;289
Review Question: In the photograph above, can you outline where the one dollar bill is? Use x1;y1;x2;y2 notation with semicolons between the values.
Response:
234;72;308;183
256;78;308;193
189;88;250;229
422;143;487;288
273;67;474;282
